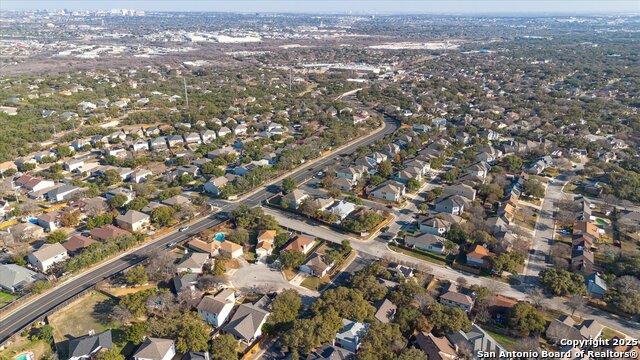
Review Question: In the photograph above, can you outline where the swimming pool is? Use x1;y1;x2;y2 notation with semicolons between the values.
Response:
27;217;38;225
15;352;33;360
214;233;225;241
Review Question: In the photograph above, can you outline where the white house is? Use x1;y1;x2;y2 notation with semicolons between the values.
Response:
197;288;236;327
28;243;69;272
370;181;406;202
133;338;176;360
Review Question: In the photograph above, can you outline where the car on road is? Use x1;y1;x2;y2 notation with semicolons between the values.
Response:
316;171;324;177
381;226;390;232
179;226;189;232
167;241;178;248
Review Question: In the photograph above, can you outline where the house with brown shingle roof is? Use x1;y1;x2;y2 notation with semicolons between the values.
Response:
186;238;220;256
116;210;150;232
573;221;601;239
89;224;130;242
284;235;315;254
466;244;494;269
220;241;243;259
415;332;458;360
62;235;97;253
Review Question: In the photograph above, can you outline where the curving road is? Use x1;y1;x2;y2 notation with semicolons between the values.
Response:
0;115;399;345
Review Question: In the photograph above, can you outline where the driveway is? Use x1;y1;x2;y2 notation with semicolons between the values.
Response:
229;261;318;300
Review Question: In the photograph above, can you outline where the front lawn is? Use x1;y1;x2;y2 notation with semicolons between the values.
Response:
0;291;17;307
300;275;331;291
389;244;451;266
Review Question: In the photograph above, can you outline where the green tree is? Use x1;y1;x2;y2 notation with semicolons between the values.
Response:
60;211;81;227
226;227;249;245
280;308;343;356
508;302;546;336
358;322;407;360
524;179;545;199
282;177;297;193
101;169;122;186
211;334;239;360
96;349;125;360
212;260;226;276
397;347;427;360
280;250;306;270
31;280;51;294
107;194;128;209
126;197;149;211
125;323;147;344
151;206;176;226
428;303;472;336
539;268;586;296
502;154;524;172
351;262;389;302
377;160;393;178
126;265;148;286
45;229;68;244
446;223;469;244
267;289;302;334
312;286;374;322
406;178;421;192
35;324;53;342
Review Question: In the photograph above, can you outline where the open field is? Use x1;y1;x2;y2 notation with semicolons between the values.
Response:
48;291;120;343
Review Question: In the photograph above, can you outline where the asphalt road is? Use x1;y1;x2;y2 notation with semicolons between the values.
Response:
0;115;399;345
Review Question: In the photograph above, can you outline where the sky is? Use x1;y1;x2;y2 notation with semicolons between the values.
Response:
2;0;639;14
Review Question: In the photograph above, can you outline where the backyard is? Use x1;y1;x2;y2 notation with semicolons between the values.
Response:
0;291;17;308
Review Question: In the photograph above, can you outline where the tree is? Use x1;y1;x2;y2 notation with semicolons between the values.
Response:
282;177;297;193
502;154;524;172
30;280;51;294
101;169;122;186
311;286;374;322
96;349;124;360
565;295;586;316
446;223;469;244
350;262;390;302
508;302;546;336
526;287;546;308
148;311;210;353
280;250;306;270
397;347;427;360
211;260;226;276
280;308;343;356
34;324;53;342
226;227;249;245
428;303;472;336
107;194;128;209
358;322;407;360
126;197;149;212
60;211;81;227
151;206;176;226
146;250;177;281
377;160;393;178
406;178;421;192
211;334;239;360
523;179;545;199
126;265;148;286
125;323;147;344
604;276;640;315
267;289;302;333
539;268;586;296
394;307;423;333
45;229;67;244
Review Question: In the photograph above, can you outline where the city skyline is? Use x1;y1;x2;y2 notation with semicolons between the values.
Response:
2;0;639;14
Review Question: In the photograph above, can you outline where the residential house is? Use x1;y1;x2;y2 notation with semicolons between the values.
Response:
578;320;603;340
203;177;228;196
105;187;135;204
116;210;150;232
200;130;217;143
131;140;150;152
284;236;315;255
183;132;201;144
370;181;406;203
65;158;85;172
571;246;594;276
161;195;190;207
282;189;309;209
419;216;451;236
176;253;210;274
333;177;354;192
545;316;583;343
28;243;69;272
373;299;397;324
466;245;494;269
46;184;80;203
300;253;334;277
166;135;184;148
366;152;388;164
9;223;44;242
133;338;176;360
217;127;232;137
62;235;97;254
585;273;607;298
404;233;447;255
186;239;220;257
443;184;476;201
67;330;113;360
90;224;131;242
131;169;152;183
447;324;506;360
0;264;43;293
329;201;357;221
488;295;518;324
388;264;414;279
0;200;12;219
434;195;466;216
15;175;55;193
256;230;276;259
222;297;270;344
334;319;368;353
37;212;59;232
197;288;236;327
415;332;458;360
312;197;335;211
220;241;243;259
573;221;602;239
336;166;363;182
171;273;199;294
149;137;168;150
394;167;422;184
305;345;353;360
439;286;475;313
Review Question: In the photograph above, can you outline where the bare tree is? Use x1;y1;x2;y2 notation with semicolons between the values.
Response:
197;274;216;291
515;337;541;358
145;291;175;318
527;287;546;308
565;295;586;315
111;304;132;324
145;250;177;281
176;290;200;310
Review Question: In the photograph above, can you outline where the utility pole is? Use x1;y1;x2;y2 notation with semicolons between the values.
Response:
183;78;189;108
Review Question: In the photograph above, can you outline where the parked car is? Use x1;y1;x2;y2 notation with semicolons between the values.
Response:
179;226;189;232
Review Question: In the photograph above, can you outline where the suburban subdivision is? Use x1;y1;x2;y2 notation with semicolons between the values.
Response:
0;2;639;360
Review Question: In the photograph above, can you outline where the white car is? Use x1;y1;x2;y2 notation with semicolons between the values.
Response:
179;226;189;232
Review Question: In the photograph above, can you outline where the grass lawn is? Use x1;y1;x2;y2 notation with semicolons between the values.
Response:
48;291;121;343
300;275;331;291
484;329;519;351
282;269;297;281
0;335;51;360
389;244;450;266
0;291;17;308
602;327;625;340
103;284;157;298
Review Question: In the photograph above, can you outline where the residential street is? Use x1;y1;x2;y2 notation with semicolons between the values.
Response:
262;207;640;337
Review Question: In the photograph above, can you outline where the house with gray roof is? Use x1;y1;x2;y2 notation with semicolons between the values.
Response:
447;324;507;360
0;264;43;293
334;319;368;353
28;243;69;272
222;297;270;343
404;233;447;255
67;330;113;360
197;288;236;327
133;337;175;360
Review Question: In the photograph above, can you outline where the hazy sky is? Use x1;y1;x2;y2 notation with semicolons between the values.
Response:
2;0;639;14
